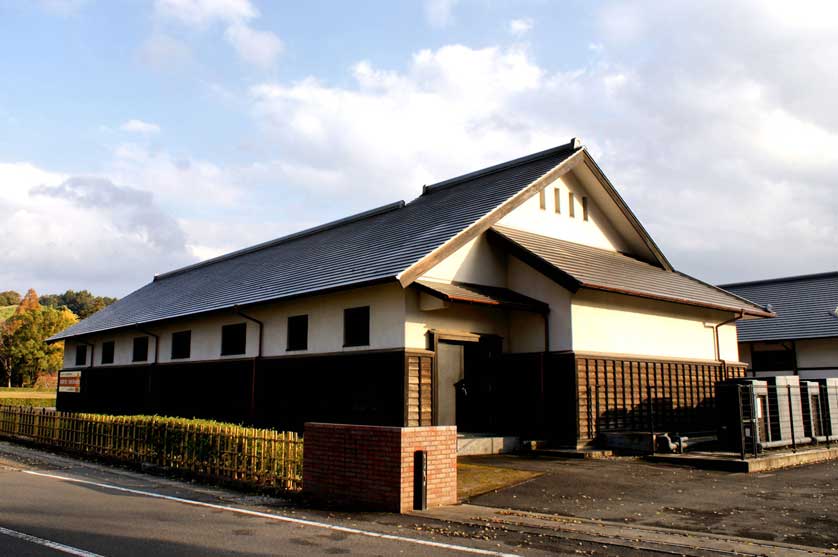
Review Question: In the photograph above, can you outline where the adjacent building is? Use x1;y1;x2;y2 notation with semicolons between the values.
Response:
49;139;771;447
721;272;838;379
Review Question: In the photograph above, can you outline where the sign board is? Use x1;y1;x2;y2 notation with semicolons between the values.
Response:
58;371;81;393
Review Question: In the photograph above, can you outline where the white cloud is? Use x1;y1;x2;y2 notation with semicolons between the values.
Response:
425;0;459;28
153;0;282;69
0;163;194;296
224;22;283;70
508;18;533;36
108;143;242;206
120;119;161;134
243;16;838;283
249;45;555;203
153;0;257;27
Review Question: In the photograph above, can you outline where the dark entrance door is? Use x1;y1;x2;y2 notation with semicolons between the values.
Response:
436;336;501;433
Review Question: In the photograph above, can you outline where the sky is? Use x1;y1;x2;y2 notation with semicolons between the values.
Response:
1;0;837;298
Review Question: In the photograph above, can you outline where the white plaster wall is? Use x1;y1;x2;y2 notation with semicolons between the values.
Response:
796;337;838;369
497;172;630;252
570;289;741;361
62;283;406;367
506;256;572;352
404;287;509;351
63;334;159;368
420;235;507;287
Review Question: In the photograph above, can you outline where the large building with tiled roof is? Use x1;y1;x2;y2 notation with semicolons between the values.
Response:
50;138;771;448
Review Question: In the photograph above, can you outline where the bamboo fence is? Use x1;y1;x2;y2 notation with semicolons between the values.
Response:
0;405;302;491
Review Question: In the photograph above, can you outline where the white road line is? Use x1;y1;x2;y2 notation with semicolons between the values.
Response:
0;525;106;557
23;470;518;557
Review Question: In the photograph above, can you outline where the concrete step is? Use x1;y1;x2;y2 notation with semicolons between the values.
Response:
457;434;520;456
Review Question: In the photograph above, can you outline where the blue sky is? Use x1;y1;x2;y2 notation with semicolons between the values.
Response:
1;0;837;297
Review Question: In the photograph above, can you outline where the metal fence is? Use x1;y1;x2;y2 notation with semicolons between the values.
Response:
642;381;838;459
725;381;836;459
0;405;303;491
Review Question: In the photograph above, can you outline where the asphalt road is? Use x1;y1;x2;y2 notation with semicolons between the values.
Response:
0;442;541;557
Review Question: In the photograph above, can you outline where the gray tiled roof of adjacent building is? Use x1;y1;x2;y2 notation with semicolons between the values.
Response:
50;142;581;341
492;226;772;317
720;272;838;342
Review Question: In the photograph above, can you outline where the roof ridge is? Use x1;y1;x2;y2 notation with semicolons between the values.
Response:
719;270;838;289
421;138;581;195
154;200;405;282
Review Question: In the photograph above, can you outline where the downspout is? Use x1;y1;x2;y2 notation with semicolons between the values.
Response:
713;311;744;379
234;306;264;421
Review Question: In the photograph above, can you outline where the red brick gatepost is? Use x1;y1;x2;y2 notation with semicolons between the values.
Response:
303;423;457;513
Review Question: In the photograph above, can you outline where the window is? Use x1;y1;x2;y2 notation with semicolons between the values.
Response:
538;189;546;210
553;187;561;213
582;196;589;221
568;192;575;218
74;344;87;366
171;330;191;360
132;336;149;362
286;315;308;351
221;323;247;356
101;341;115;365
343;306;370;347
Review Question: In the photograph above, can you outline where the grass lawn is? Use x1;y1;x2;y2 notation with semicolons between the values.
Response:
457;461;541;500
0;387;55;394
0;305;16;322
0;397;55;407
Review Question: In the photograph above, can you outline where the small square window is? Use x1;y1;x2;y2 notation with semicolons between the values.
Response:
221;323;247;356
538;189;546;210
343;306;370;347
287;315;308;351
132;336;149;362
101;341;115;365
74;344;87;366
582;196;589;221
554;187;560;213
171;330;191;360
568;192;575;218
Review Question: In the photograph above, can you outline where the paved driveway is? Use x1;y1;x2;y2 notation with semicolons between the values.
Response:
463;454;838;550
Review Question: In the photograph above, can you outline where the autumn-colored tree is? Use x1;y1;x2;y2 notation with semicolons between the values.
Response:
16;288;41;314
0;289;76;387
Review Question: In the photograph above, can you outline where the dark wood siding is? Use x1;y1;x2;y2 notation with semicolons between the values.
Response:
573;353;746;443
405;352;434;426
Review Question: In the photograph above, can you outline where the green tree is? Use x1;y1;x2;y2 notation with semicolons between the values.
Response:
0;290;20;306
39;289;117;320
0;290;77;387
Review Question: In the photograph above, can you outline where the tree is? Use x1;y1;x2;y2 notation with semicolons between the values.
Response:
17;288;41;313
0;289;77;387
39;289;117;320
0;290;20;306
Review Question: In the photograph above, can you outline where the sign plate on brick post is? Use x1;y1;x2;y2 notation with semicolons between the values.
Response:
58;371;81;393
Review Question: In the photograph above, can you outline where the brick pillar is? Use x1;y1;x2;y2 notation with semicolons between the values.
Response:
303;423;457;513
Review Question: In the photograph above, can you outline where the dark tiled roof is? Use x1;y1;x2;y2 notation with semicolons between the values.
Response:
413;280;549;313
50;143;580;341
492;226;772;317
720;272;838;342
